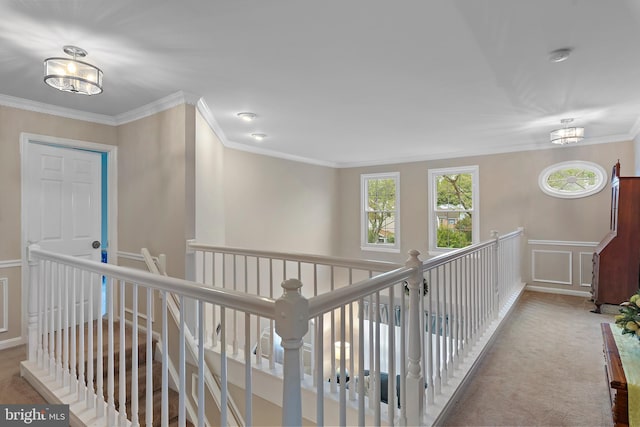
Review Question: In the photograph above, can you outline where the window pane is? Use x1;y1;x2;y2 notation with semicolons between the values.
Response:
539;161;606;199
546;168;597;192
436;212;472;248
436;173;472;211
367;178;396;211
367;212;395;244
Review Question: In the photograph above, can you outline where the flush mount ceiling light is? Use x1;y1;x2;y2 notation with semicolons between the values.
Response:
237;112;257;122
44;45;103;95
548;48;572;63
550;118;584;145
251;133;266;141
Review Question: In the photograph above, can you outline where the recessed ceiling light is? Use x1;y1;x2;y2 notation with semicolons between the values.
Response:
548;48;572;63
251;133;266;141
237;112;256;122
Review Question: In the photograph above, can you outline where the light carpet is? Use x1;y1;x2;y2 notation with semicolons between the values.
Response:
443;290;616;427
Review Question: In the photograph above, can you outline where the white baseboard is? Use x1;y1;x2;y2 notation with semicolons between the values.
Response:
525;284;592;298
0;335;26;350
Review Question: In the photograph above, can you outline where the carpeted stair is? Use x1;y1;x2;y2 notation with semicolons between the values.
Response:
78;319;192;426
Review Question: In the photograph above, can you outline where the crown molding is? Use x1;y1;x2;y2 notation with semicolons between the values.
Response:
114;91;201;125
195;98;337;168
334;134;634;168
0;93;117;125
1;90;634;169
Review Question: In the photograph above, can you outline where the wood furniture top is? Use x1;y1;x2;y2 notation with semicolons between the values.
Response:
601;323;628;426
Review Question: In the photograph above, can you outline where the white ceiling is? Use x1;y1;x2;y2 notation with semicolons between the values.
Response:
2;0;640;167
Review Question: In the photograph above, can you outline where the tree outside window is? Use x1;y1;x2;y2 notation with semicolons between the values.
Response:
361;173;400;252
429;166;479;251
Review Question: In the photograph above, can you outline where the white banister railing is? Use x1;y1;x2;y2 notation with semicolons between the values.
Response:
23;227;524;427
24;245;277;427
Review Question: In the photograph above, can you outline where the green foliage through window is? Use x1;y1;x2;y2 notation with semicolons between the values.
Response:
364;176;398;246
546;168;597;192
435;173;473;249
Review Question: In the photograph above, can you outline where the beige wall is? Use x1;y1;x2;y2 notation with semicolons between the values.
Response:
117;104;196;279
195;111;226;244
222;149;340;255
0;105;117;345
337;141;633;292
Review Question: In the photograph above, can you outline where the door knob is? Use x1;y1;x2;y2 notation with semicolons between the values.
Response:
92;240;101;249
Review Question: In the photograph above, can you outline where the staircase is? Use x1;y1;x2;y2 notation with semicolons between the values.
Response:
81;318;192;426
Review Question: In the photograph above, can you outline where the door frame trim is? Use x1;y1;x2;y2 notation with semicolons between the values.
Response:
20;133;118;339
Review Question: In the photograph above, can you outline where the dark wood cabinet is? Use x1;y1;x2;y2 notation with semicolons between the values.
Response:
601;323;628;426
592;162;640;312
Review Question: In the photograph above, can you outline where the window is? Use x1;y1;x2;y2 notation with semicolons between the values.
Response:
428;166;479;252
361;172;400;252
538;161;607;199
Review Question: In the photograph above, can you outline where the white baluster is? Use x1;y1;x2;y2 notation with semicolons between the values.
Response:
70;267;77;395
220;308;228;427
275;279;309;427
491;231;500;319
244;312;252;426
118;280;127;425
316;314;324;426
78;270;85;401
63;265;69;387
358;298;365;426
36;259;44;368
179;295;185;427
56;263;62;383
131;284;139;427
86;272;94;409
95;275;104;419
146;288;153;427
49;263;55;377
26;246;40;363
374;291;381;425
107;277;115;427
339;305;346;426
388;284;396;424
198;301;205;427
162;291;168;427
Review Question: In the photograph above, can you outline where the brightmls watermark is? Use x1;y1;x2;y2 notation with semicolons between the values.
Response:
0;404;68;426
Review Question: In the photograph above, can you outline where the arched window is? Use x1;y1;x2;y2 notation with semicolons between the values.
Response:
538;161;607;199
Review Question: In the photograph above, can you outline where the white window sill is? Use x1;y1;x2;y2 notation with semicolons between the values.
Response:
361;245;401;254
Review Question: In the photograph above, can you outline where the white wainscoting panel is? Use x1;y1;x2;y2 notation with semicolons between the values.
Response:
531;250;572;285
0;278;7;333
579;252;594;287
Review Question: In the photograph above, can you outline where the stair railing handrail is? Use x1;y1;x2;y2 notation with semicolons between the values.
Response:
187;241;402;272
28;245;276;319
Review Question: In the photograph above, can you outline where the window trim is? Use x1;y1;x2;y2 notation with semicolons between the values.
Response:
428;165;479;254
361;172;401;253
538;160;607;199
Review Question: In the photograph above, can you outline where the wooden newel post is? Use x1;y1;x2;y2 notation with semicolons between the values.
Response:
275;279;309;427
27;244;40;363
405;249;424;426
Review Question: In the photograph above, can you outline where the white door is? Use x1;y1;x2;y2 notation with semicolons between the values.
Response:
26;142;103;320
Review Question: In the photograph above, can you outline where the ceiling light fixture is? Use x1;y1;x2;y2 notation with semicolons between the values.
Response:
251;133;266;141
44;45;103;95
550;118;584;145
548;48;572;63
237;112;257;122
